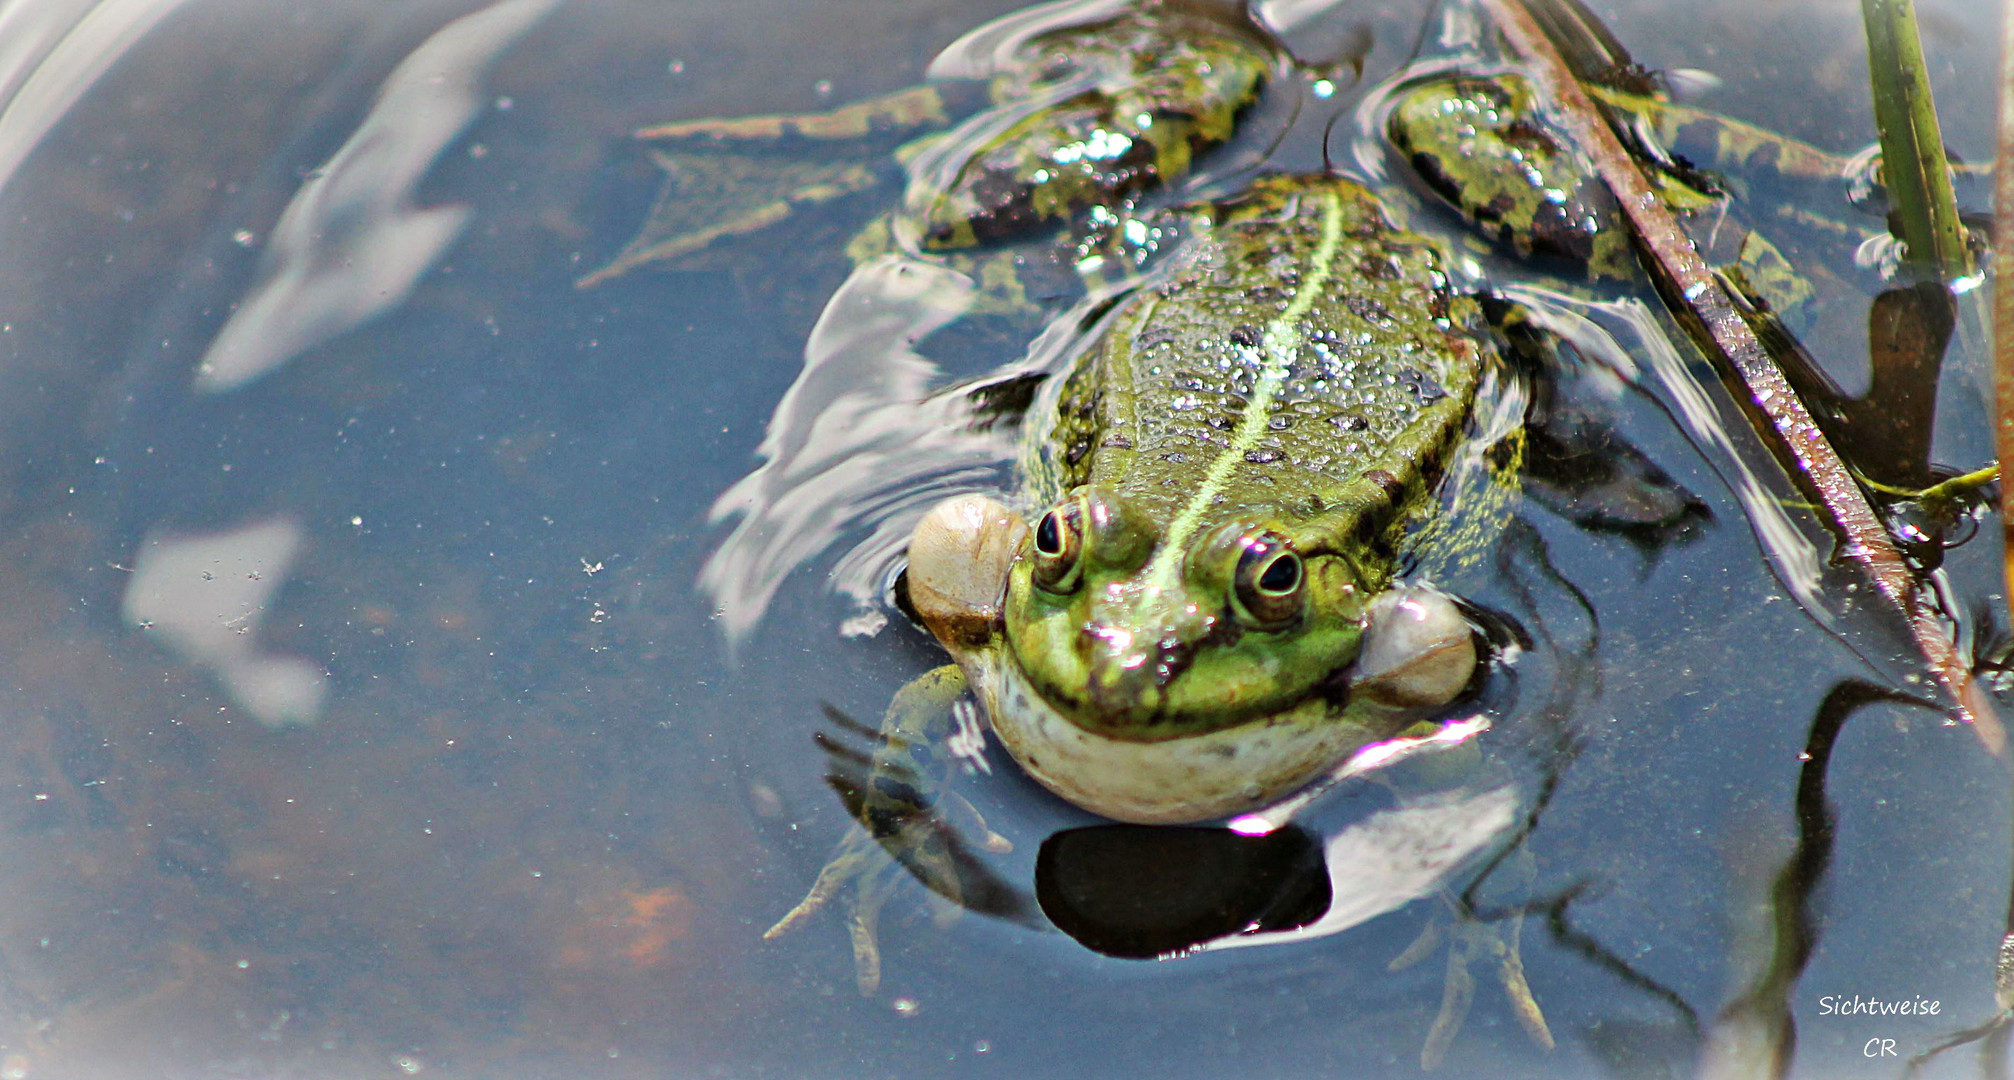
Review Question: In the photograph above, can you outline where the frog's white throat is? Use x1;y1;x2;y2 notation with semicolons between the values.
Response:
968;651;1375;825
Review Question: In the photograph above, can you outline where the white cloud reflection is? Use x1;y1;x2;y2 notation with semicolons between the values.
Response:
699;255;1018;642
121;517;325;728
1200;785;1519;954
195;0;561;392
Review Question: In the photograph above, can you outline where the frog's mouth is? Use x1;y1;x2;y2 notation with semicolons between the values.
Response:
978;651;1376;825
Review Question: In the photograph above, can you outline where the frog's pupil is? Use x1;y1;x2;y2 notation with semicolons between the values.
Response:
1036;511;1062;554
1258;554;1299;594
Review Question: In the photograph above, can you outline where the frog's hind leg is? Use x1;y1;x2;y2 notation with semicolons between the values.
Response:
1396;894;1554;1070
766;664;1029;993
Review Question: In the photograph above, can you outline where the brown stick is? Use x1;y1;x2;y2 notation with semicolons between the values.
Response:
1479;0;2002;752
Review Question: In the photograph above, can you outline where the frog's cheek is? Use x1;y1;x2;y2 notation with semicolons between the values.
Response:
907;494;1029;653
1349;585;1477;709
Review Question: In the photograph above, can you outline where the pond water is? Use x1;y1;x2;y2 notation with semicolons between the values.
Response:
0;0;2007;1077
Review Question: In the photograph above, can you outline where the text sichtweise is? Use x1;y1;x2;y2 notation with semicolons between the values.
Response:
1817;995;1941;1016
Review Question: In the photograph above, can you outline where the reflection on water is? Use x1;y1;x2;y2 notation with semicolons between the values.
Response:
0;0;195;200
0;0;2008;1077
195;0;560;392
698;254;1002;641
1205;785;1520;955
121;517;324;726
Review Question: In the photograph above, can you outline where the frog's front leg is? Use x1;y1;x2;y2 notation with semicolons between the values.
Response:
765;663;1015;993
1359;584;1552;1072
766;494;1030;993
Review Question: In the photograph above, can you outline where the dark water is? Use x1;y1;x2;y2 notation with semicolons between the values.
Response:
0;0;2006;1077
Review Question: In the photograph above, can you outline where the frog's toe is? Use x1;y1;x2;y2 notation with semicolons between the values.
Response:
1421;935;1479;1070
765;824;907;994
1353;586;1477;709
1498;943;1555;1050
847;862;899;995
1488;912;1555;1050
941;790;1014;854
1387;915;1444;972
764;824;895;942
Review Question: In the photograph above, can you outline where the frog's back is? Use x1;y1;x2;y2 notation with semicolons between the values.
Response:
1044;176;1488;538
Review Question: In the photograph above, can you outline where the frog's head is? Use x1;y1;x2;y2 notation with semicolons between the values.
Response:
1000;485;1372;739
906;489;1475;823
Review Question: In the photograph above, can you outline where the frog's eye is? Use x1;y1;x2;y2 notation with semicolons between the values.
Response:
1031;502;1085;593
1232;535;1303;628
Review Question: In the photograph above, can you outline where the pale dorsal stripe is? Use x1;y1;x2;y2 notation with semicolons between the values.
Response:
1144;187;1346;596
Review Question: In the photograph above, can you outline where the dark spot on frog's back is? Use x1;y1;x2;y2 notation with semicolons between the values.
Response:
1500;119;1560;158
1364;469;1404;500
1345;295;1396;329
1358;253;1400;280
1347;214;1385;240
1399;368;1447;404
1480;192;1519;226
1229;324;1261;348
1244;448;1284;464
926;168;1045;247
1525;201;1600;264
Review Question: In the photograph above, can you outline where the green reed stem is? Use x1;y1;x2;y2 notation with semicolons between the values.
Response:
1862;0;1974;280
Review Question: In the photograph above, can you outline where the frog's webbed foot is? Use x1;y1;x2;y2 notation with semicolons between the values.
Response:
578;153;881;287
765;667;1032;993
764;820;901;992
578;86;957;288
1391;903;1554;1069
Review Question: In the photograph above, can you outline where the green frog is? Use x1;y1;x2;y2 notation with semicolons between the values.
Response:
592;0;1836;1065
912;172;1497;826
